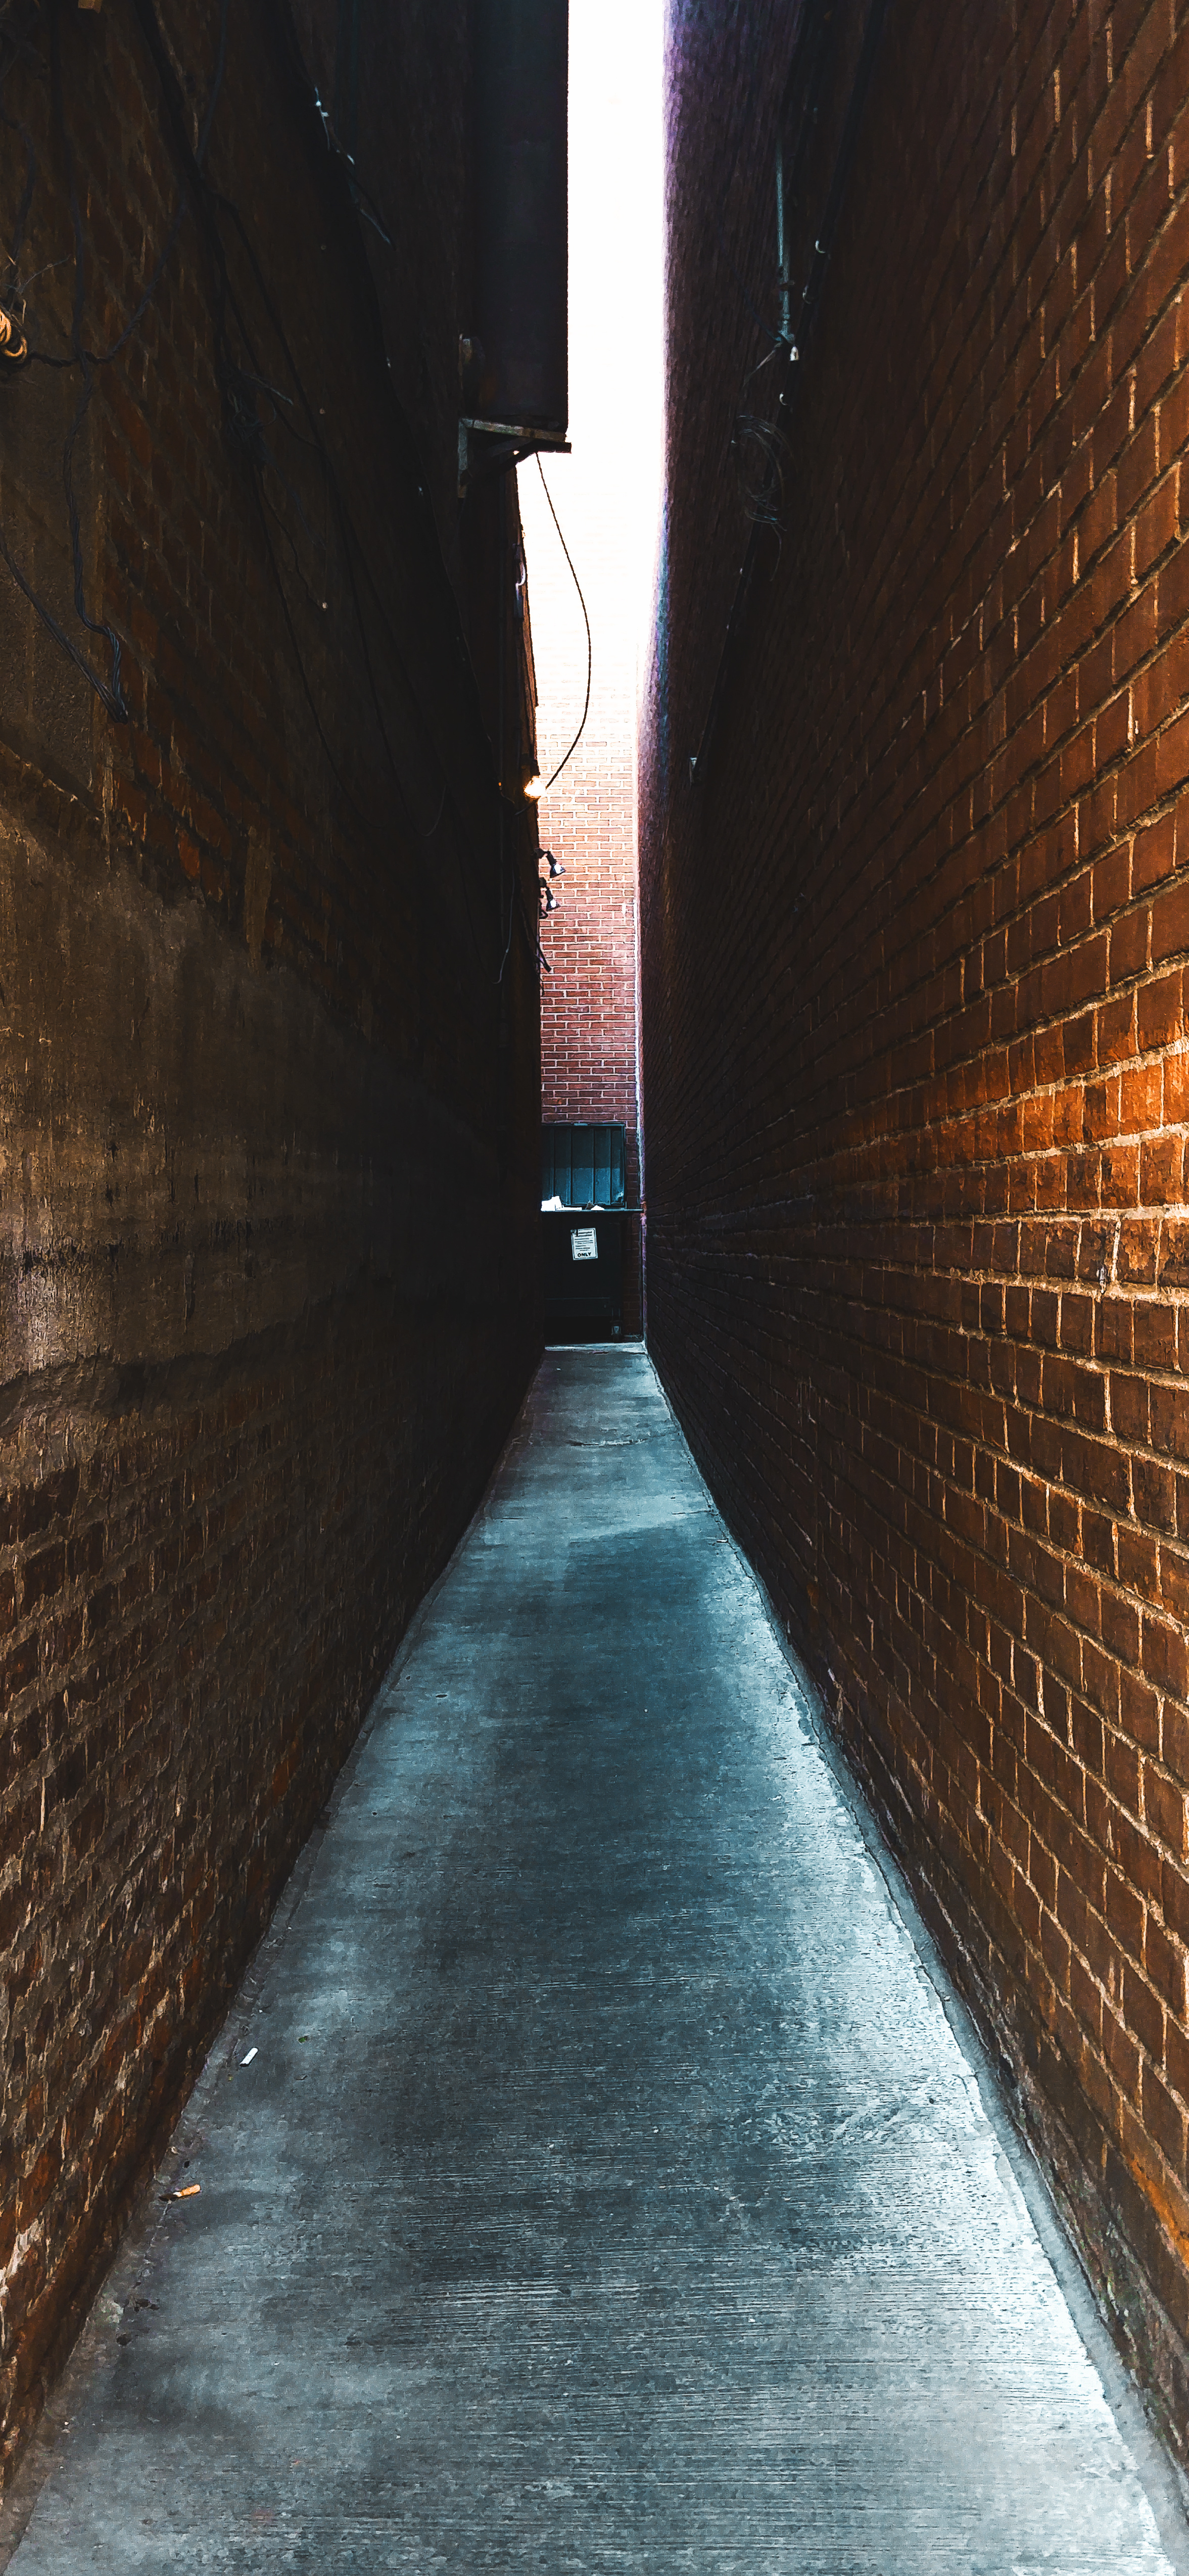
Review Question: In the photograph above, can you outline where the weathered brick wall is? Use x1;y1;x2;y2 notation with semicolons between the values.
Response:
643;0;1189;2448
0;0;541;2482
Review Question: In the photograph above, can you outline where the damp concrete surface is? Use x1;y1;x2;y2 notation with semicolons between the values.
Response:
4;1347;1188;2571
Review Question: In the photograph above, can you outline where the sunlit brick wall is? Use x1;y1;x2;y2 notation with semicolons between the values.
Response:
642;0;1189;2454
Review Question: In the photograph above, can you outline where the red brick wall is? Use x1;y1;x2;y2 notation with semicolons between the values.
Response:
642;0;1189;2448
518;3;661;1338
535;692;639;1165
0;1269;527;2479
0;0;541;2478
525;471;643;1326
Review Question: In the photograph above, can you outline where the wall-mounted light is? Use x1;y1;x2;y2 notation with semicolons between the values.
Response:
542;849;564;878
524;773;546;800
0;304;28;368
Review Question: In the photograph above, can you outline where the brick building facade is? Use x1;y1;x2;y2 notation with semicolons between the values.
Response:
0;0;546;2481
530;479;640;1188
642;0;1189;2453
522;459;642;1329
518;0;660;1337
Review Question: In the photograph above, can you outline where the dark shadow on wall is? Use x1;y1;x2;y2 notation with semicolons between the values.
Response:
0;0;552;2487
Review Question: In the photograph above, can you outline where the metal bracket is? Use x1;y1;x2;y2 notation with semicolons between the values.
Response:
458;417;570;498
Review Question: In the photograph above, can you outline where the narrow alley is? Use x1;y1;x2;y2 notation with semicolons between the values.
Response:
4;1352;1182;2570
10;0;1189;2549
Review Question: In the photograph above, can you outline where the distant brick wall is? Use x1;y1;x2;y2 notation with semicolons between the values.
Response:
0;0;541;2480
643;0;1189;2449
521;451;642;1331
513;0;659;1344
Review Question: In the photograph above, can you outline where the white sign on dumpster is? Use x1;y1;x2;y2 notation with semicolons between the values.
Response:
570;1227;598;1261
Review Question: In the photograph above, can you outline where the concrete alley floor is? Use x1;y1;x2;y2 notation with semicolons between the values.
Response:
5;1348;1188;2572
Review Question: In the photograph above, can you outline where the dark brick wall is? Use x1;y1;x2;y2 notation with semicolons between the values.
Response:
0;0;542;2478
642;0;1189;2450
289;0;473;578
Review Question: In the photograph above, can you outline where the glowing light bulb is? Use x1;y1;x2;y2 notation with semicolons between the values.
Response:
524;774;546;800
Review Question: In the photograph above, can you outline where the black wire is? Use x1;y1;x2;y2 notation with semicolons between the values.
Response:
717;0;841;538
0;513;124;696
716;215;790;356
205;130;537;985
732;412;789;532
252;411;505;987
195;0;228;163
25;213;187;369
207;178;532;991
534;455;592;792
259;478;329;616
208;186;456;848
119;1;480;949
689;0;892;780
27;0;223;370
114;0;374;887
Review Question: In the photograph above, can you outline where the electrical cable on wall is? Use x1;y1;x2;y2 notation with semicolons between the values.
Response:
716;214;793;362
206;171;514;880
534;453;591;792
214;158;531;989
715;0;865;549
689;0;892;783
153;9;532;978
203;164;526;985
